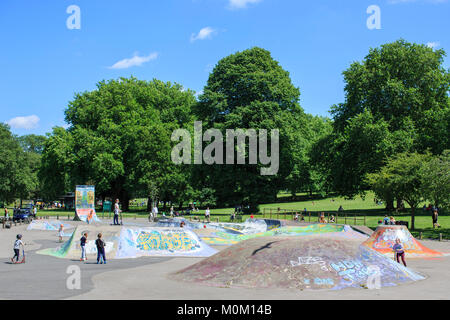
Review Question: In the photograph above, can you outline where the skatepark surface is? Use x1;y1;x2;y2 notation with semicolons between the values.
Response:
1;218;450;300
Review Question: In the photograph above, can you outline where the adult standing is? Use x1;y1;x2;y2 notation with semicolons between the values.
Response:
432;209;440;228
205;207;211;223
113;199;121;225
152;205;159;221
33;206;37;218
4;207;8;220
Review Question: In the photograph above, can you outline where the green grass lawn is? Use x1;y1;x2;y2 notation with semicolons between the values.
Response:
33;191;448;240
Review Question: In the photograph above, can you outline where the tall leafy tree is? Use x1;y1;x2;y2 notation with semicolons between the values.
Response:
317;40;449;203
194;47;307;211
0;124;23;204
41;77;196;210
366;152;431;230
420;150;450;211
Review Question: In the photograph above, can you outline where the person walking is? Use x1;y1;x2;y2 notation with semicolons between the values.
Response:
113;199;121;225
95;233;106;264
11;234;24;263
4;207;8;220
205;207;211;223
80;232;88;261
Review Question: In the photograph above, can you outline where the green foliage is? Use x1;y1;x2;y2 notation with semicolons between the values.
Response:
316;40;449;201
366;152;432;229
40;77;196;208
420;150;450;210
194;47;307;211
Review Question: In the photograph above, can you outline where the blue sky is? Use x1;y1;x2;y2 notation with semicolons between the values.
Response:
1;0;448;136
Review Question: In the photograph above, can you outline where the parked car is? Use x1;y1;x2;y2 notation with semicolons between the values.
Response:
13;208;34;222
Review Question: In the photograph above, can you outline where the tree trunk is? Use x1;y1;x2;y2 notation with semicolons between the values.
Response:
411;207;415;230
385;199;394;211
146;197;152;212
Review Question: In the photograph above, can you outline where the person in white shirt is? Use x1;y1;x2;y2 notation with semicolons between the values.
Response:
113;199;121;225
152;206;158;219
11;234;24;263
205;207;211;223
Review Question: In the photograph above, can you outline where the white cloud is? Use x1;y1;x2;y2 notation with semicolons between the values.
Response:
228;0;262;9
190;27;217;42
109;52;158;69
7;115;40;130
427;42;440;49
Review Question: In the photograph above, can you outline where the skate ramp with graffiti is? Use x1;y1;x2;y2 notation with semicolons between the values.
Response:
157;218;283;238
27;220;73;232
200;223;367;246
116;227;217;258
362;225;447;258
173;234;424;290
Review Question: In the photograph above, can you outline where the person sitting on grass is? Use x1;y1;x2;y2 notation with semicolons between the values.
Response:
383;215;390;225
389;216;396;225
294;212;299;221
319;212;327;223
393;238;407;267
329;215;335;223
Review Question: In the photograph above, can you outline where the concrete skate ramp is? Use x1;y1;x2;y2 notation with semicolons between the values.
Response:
173;234;424;290
27;220;73;232
362;225;446;258
38;226;217;259
201;223;367;246
157;218;282;237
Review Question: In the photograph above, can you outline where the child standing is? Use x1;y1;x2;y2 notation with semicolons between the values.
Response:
58;224;64;242
393;238;407;267
95;233;106;264
11;234;24;263
80;232;88;261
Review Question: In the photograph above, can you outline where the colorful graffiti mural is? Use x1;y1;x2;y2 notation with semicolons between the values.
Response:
362;225;445;258
116;227;217;258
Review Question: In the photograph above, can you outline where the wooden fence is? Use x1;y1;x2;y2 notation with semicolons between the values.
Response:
261;208;366;226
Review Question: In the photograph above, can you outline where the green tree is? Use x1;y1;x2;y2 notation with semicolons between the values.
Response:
318;40;449;202
366;152;431;230
420;150;450;211
17;134;47;154
0;124;23;204
41;77;196;210
194;47;307;211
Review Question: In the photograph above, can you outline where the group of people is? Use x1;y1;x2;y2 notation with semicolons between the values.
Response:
79;232;106;264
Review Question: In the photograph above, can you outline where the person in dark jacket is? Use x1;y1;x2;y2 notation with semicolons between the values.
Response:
80;232;88;261
95;233;106;264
